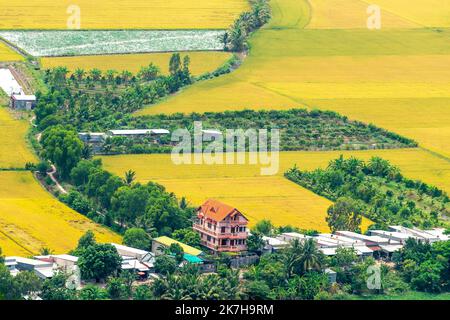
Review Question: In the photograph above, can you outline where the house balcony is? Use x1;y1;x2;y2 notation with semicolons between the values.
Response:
194;224;248;239
200;240;247;253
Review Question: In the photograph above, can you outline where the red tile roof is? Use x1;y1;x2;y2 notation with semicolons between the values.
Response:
198;199;248;222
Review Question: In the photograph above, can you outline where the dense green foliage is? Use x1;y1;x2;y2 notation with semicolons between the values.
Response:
103;109;416;155
223;0;271;52
243;239;329;299
123;228;152;250
152;265;241;300
78;243;122;282
0;264;42;300
34;54;192;132
62;158;193;235
286;156;449;229
40;125;83;178
393;239;450;293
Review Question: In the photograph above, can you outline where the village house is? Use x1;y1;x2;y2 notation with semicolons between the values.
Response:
193;199;249;253
152;236;203;257
10;94;36;110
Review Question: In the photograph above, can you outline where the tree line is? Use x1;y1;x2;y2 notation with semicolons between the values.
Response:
285;156;449;231
34;53;193;133
102;108;417;155
223;0;271;52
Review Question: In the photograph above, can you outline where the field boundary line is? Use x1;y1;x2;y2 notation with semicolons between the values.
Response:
419;147;450;165
358;0;427;29
0;226;34;255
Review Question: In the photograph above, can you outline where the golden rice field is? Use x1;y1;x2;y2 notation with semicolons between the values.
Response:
138;0;450;159
0;0;249;30
101;148;450;231
366;0;450;27
41;52;233;76
307;0;418;29
0;108;37;169
0;171;121;256
0;42;22;62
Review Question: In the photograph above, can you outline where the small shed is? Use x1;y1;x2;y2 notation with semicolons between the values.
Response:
10;94;36;110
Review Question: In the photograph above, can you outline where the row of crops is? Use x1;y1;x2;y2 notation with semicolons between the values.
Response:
0;30;226;57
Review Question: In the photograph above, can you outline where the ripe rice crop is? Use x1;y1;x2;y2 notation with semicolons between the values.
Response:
0;171;121;255
41;52;233;76
138;0;450;161
101;148;450;231
0;0;249;30
0;107;37;169
0;42;22;61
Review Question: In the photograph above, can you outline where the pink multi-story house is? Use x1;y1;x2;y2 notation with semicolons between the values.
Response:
193;199;249;253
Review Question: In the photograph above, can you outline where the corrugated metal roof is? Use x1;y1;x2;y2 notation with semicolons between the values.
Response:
154;236;203;256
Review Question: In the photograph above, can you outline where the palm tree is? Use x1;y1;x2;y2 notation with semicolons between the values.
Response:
105;69;117;83
120;70;133;84
298;238;324;274
137;63;160;81
74;68;85;82
283;238;324;278
123;170;136;186
89;68;102;82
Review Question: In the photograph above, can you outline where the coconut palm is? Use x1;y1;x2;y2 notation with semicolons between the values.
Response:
74;68;86;82
284;238;324;278
123;169;136;186
297;238;324;274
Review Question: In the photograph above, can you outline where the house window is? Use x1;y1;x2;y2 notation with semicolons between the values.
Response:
221;227;226;233
221;239;227;245
207;236;211;242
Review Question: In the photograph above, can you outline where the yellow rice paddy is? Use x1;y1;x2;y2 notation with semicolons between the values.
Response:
0;42;23;62
0;0;249;30
40;52;233;76
0;107;37;169
100;149;450;231
0;171;121;256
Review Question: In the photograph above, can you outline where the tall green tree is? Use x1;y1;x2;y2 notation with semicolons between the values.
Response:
78;244;122;282
41;125;83;178
123;228;152;250
326;197;362;233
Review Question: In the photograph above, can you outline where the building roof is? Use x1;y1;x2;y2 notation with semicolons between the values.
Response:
183;253;204;264
34;267;54;279
79;132;106;136
153;236;203;257
151;129;170;135
202;129;222;136
198;199;248;222
108;129;169;135
335;231;392;244
111;243;150;256
52;254;79;262
379;244;404;253
12;94;36;101
262;236;289;248
9;256;52;267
